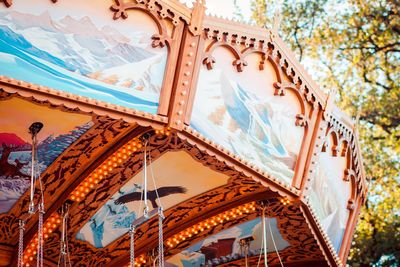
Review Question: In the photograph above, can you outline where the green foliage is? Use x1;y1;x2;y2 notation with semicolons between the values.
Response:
250;0;400;266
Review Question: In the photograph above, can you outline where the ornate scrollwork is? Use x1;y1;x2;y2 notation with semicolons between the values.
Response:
110;0;189;27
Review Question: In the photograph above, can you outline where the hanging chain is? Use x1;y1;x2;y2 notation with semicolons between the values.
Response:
129;225;135;267
18;219;25;267
37;203;44;267
158;208;164;267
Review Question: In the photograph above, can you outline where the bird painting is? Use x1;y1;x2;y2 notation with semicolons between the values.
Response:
114;186;187;209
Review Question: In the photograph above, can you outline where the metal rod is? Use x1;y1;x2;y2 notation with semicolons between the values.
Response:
143;142;149;218
262;207;268;267
29;134;36;214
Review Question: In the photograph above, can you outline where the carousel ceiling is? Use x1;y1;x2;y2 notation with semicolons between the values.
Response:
0;0;367;267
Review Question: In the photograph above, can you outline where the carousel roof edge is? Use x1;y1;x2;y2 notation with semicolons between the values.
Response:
0;76;168;128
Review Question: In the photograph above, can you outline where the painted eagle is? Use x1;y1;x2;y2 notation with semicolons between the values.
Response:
114;186;187;209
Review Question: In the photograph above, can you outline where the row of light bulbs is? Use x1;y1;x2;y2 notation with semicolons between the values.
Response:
69;128;171;202
23;213;61;266
166;202;257;248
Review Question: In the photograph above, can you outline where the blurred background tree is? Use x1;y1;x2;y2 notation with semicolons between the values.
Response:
249;0;399;266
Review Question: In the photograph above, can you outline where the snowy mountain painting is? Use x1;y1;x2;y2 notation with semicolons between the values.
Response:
77;151;230;248
308;153;350;253
166;217;290;267
0;97;93;213
0;1;167;114
191;67;304;184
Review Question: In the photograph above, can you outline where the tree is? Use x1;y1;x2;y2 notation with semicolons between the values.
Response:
250;0;399;266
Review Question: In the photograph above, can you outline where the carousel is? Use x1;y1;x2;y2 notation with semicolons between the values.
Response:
0;0;367;266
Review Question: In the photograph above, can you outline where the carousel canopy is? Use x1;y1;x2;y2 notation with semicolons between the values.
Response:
0;0;367;267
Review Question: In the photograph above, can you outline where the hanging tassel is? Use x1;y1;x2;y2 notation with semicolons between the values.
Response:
18;219;25;267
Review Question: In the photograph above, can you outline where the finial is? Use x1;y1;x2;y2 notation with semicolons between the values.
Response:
272;0;283;34
189;0;206;36
324;87;337;113
272;9;282;33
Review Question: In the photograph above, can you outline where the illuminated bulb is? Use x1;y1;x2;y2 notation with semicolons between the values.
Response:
98;169;103;174
27;249;32;253
79;186;84;192
44;234;49;238
94;179;99;184
137;144;142;149
51;217;55;222
89;177;93;182
29;257;33;261
99;175;104;180
112;156;117;162
122;155;127;159
48;229;53;233
85;188;89;193
52;224;56;228
80;192;85;197
56;219;61;224
113;163;117;167
47;222;51;227
107;161;112;166
84;182;88;187
104;171;108;176
117;153;122;158
118;159;122;163
76;197;81;202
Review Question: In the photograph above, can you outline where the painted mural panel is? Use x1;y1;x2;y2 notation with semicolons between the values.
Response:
0;0;167;114
76;151;230;248
0;97;93;213
166;217;290;267
191;50;304;183
308;142;350;253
